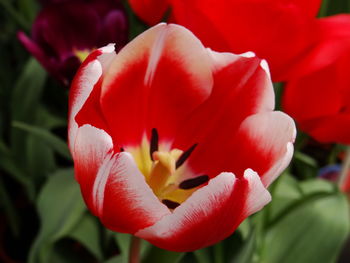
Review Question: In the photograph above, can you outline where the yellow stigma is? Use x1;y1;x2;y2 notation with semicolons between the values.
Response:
125;132;204;210
75;49;91;62
148;149;183;196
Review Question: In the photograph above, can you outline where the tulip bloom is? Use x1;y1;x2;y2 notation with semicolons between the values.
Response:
283;15;350;144
128;0;321;81
18;0;128;85
68;24;295;251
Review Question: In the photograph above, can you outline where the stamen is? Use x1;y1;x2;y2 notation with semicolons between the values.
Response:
179;175;209;189
162;199;180;209
176;143;197;169
150;128;159;161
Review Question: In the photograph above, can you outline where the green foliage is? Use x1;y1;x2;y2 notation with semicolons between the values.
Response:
28;169;86;263
262;193;349;263
12;121;71;160
68;213;104;261
259;175;350;263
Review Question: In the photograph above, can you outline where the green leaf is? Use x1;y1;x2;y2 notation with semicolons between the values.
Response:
69;213;103;261
268;174;303;222
0;154;35;199
294;151;318;168
11;58;46;122
26;134;56;180
10;58;47;164
36;106;67;130
0;0;31;30
142;246;184;263
12;121;71;160
0;177;20;236
230;229;256;263
213;242;224;263
261;192;350;263
18;0;39;23
29;169;86;263
299;179;336;195
193;248;211;263
293;151;319;179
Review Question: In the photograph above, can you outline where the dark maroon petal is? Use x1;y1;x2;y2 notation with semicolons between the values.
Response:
91;0;124;17
17;31;62;80
32;2;100;60
59;56;82;84
99;10;128;50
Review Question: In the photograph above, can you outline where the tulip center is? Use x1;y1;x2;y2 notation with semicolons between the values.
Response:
126;128;209;210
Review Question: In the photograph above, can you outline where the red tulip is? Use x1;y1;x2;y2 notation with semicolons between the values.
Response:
128;0;322;81
283;15;350;144
68;24;295;251
18;0;128;85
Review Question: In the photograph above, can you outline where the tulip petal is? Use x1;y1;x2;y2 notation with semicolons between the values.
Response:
283;64;344;122
101;152;171;234
100;23;213;147
297;114;350;145
74;125;171;233
32;2;100;59
284;15;350;78
173;52;277;180
68;45;116;150
100;10;128;50
229;111;296;187
129;0;170;25
136;169;271;252
73;124;114;216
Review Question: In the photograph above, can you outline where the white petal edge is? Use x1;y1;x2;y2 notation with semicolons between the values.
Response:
260;59;271;80
243;169;272;215
135;169;271;239
106;151;171;221
73;124;114;214
135;172;237;239
206;48;275;111
206;48;257;73
102;23;214;101
262;142;294;187
238;111;296;187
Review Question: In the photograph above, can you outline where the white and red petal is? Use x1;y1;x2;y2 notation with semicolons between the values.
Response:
100;152;171;234
135;169;271;252
172;52;275;179
100;23;213;147
73;124;114;216
68;44;116;152
74;125;171;233
230;111;296;187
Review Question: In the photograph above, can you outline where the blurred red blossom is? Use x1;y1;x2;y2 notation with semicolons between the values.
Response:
283;15;350;144
129;0;323;81
18;0;128;85
68;24;295;251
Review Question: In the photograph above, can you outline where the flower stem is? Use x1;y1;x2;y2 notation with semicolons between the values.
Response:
129;236;141;263
338;146;350;192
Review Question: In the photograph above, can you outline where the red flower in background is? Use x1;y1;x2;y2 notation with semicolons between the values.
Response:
283;15;350;144
68;24;295;251
18;0;128;85
129;0;322;81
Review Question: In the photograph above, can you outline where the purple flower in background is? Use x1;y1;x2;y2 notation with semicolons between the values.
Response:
318;164;341;182
18;0;128;85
